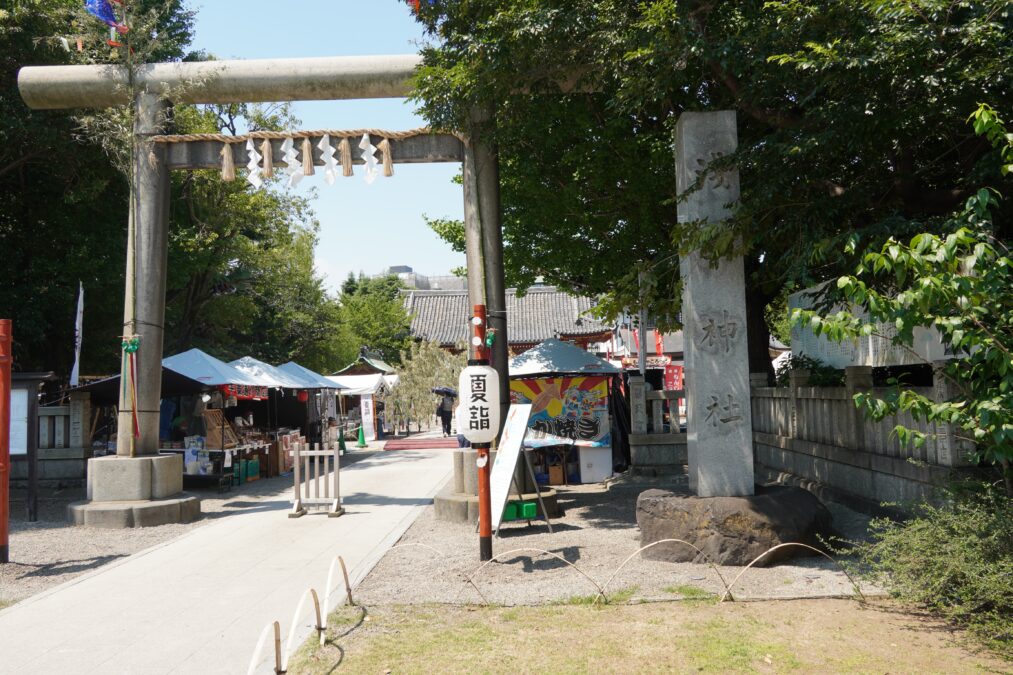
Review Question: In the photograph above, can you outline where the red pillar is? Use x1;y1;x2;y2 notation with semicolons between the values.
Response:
0;320;12;564
471;304;492;561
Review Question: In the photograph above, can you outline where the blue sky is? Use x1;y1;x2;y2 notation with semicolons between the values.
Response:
189;0;464;293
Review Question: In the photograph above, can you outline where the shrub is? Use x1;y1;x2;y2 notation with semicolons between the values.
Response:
852;483;1013;658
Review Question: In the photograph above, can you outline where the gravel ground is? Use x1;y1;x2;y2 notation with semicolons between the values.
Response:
0;449;379;606
356;473;882;606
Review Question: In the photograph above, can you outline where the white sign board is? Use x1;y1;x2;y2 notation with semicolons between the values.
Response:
459;364;501;444
490;404;532;531
360;394;376;442
9;388;28;455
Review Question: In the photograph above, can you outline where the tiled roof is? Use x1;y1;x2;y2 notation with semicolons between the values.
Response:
402;287;613;347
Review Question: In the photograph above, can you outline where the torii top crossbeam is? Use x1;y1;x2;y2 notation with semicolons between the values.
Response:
18;54;422;110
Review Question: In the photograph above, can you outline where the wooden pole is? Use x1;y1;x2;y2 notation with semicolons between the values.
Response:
0;320;11;563
473;104;510;437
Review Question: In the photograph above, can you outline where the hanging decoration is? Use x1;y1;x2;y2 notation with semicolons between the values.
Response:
359;133;380;184
281;137;303;187
339;137;353;177
260;139;273;178
219;142;236;182
121;335;141;440
301;137;315;176
377;138;394;177
405;0;435;14
318;134;338;185
245;139;263;188
85;0;128;32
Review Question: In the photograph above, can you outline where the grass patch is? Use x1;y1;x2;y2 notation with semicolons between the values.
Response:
286;599;1008;674
560;585;638;605
663;584;719;603
675;617;801;672
0;600;12;611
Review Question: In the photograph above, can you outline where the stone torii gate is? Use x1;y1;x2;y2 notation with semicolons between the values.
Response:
18;54;755;526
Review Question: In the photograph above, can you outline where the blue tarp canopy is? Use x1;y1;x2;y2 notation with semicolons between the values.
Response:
163;348;263;386
229;356;308;389
278;361;343;389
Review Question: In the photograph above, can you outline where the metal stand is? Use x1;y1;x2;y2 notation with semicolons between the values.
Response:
495;449;553;536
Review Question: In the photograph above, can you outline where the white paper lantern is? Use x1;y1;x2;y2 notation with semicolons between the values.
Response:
458;364;501;444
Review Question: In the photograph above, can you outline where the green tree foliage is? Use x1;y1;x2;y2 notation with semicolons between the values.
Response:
794;107;1013;492
410;1;1013;372
339;275;413;365
385;340;466;433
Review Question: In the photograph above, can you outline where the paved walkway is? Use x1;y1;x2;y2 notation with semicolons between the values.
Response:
0;449;451;675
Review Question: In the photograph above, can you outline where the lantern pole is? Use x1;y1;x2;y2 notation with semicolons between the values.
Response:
469;305;493;561
0;320;12;564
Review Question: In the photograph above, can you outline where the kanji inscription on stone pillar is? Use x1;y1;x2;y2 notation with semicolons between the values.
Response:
676;111;755;497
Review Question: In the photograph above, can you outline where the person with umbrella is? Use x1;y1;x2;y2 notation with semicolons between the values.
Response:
432;386;457;437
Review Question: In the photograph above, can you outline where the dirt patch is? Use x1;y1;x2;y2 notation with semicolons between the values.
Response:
289;599;1010;674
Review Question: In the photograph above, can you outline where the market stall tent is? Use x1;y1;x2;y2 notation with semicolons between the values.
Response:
163;348;264;386
510;338;621;377
508;339;621;483
278;362;345;390
326;373;396;443
229;356;308;389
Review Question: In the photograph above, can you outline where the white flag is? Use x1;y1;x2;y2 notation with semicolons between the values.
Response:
70;281;84;386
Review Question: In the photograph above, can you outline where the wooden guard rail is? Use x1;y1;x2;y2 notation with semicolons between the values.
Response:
289;441;344;518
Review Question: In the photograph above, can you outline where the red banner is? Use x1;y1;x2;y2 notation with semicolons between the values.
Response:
219;384;269;400
664;364;684;391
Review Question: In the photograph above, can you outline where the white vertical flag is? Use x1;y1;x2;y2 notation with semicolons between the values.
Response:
70;281;84;386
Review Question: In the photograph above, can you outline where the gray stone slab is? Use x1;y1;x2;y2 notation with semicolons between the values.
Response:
676;111;753;497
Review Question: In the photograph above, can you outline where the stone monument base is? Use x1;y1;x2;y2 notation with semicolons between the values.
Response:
635;485;834;566
69;454;201;528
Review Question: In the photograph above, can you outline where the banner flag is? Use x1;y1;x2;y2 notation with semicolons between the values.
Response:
70;281;84;386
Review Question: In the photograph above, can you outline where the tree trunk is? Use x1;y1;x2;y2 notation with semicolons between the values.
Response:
745;283;774;385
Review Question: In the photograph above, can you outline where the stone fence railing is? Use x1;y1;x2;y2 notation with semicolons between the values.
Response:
628;376;687;475
751;363;974;507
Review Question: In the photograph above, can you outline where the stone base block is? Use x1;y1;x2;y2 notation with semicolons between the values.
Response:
88;456;154;501
434;486;561;524
151;454;183;498
86;454;184;501
636;485;834;566
68;494;201;529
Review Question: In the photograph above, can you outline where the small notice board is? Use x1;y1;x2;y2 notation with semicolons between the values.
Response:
490;404;531;531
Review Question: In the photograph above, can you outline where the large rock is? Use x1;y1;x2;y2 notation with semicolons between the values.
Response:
636;485;834;566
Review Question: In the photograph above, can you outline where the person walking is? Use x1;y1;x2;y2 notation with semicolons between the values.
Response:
437;393;455;437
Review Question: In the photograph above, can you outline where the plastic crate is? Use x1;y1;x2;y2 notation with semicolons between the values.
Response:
519;501;538;519
503;502;518;521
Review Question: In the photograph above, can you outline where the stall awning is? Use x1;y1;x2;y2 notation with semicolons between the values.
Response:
327;373;388;396
229;356;308;389
73;348;260;404
277;361;344;390
164;348;263;386
509;338;621;377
